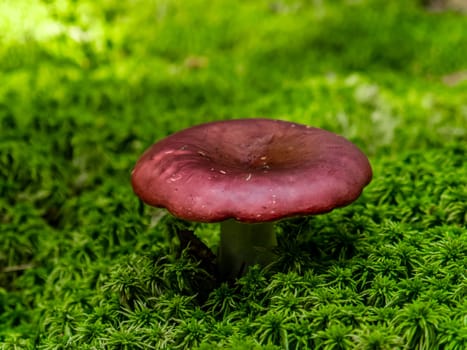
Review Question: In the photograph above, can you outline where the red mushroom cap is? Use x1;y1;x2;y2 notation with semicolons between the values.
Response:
131;118;372;223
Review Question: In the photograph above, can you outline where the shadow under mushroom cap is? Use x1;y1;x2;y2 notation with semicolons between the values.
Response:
131;118;373;223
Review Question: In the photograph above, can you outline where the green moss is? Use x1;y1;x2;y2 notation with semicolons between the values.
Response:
1;0;466;348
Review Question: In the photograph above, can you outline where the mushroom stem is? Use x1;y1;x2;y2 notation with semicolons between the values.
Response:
218;219;277;280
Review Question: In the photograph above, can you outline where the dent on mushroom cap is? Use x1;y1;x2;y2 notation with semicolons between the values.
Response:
189;123;306;171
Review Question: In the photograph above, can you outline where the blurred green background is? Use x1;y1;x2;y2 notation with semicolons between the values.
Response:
1;0;466;348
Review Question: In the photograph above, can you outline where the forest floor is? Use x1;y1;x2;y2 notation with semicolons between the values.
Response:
1;1;466;349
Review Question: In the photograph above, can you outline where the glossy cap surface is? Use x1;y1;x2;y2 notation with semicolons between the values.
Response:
131;118;372;223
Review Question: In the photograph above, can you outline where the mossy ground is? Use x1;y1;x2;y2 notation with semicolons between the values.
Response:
1;0;466;349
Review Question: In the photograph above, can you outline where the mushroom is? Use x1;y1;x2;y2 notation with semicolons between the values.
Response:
131;118;372;280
